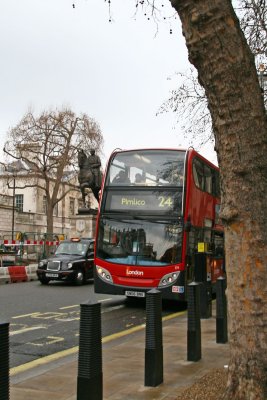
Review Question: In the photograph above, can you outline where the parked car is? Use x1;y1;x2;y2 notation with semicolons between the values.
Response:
36;238;95;285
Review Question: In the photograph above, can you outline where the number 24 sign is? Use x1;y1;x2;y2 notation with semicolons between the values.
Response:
158;196;173;208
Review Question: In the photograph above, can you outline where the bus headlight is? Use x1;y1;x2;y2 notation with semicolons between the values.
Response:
158;272;180;288
96;265;113;283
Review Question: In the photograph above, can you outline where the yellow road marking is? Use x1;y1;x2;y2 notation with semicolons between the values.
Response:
55;311;80;322
59;305;79;310
10;309;186;376
98;298;112;302
162;311;186;322
12;313;40;319
31;312;66;319
13;298;113;317
10;326;47;336
27;336;64;346
10;347;78;376
58;298;113;309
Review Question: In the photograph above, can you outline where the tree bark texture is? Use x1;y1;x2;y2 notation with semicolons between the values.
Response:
46;201;54;240
170;0;267;399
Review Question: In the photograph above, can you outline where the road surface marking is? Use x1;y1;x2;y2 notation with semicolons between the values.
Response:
12;312;40;319
10;326;47;336
31;312;68;319
58;298;113;310
12;298;114;319
98;298;112;302
101;304;125;313
27;336;64;346
59;305;79;310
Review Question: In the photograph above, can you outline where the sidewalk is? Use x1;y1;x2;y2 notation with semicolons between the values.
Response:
10;307;229;400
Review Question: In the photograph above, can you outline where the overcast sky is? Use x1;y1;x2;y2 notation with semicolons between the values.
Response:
0;0;216;165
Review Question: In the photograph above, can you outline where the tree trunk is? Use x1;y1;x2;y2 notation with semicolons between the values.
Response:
46;204;54;241
170;0;267;398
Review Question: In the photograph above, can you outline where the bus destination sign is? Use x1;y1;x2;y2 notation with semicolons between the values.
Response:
106;191;181;214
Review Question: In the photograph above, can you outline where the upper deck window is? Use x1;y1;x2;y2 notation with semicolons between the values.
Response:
107;150;186;187
192;157;220;197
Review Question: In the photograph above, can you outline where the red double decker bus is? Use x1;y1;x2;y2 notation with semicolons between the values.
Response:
94;148;224;302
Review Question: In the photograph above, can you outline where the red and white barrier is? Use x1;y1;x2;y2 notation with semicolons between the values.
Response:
25;264;38;281
0;267;11;284
0;264;38;284
0;238;58;284
1;240;59;246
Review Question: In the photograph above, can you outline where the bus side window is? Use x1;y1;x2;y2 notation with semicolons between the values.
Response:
193;158;204;190
203;229;212;249
204;165;212;194
213;232;224;256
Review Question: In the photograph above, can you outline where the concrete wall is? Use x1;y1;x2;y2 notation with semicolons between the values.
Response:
0;195;14;235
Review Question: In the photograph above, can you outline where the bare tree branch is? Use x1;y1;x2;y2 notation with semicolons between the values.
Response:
160;0;267;145
3;106;104;234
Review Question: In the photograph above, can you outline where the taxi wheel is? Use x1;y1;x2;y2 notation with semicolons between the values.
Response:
74;270;85;285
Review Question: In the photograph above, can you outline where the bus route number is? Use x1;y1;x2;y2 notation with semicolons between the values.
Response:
158;196;173;208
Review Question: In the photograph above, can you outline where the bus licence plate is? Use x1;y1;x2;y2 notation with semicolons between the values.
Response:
125;290;145;298
46;273;59;278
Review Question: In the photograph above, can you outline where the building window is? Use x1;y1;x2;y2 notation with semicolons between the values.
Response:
69;198;75;216
42;196;59;216
42;196;47;214
15;194;24;212
53;202;58;217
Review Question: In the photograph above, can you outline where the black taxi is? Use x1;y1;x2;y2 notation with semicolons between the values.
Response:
36;238;95;285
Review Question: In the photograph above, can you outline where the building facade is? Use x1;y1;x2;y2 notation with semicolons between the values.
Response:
0;166;98;242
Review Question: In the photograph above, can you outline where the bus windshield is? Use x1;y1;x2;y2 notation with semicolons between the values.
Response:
96;216;183;266
107;149;186;186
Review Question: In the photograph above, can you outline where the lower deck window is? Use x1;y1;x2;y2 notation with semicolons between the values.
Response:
96;216;183;266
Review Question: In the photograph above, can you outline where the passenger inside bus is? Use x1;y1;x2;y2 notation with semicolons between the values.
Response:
134;173;145;184
112;170;130;184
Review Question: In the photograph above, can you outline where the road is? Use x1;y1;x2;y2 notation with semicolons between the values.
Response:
0;280;185;369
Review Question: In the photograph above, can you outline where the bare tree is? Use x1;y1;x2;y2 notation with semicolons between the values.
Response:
3;107;103;237
158;67;212;146
159;0;267;145
238;0;267;56
168;0;267;398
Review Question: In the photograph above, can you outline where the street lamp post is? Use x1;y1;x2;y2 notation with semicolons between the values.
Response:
11;177;15;241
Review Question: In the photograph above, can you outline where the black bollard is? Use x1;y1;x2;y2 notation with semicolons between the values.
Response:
187;282;201;361
144;289;163;387
216;277;228;343
194;253;212;319
0;322;9;400
77;300;102;400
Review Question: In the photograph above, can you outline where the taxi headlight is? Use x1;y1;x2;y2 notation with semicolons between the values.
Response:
67;262;73;269
96;265;113;283
158;272;179;288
